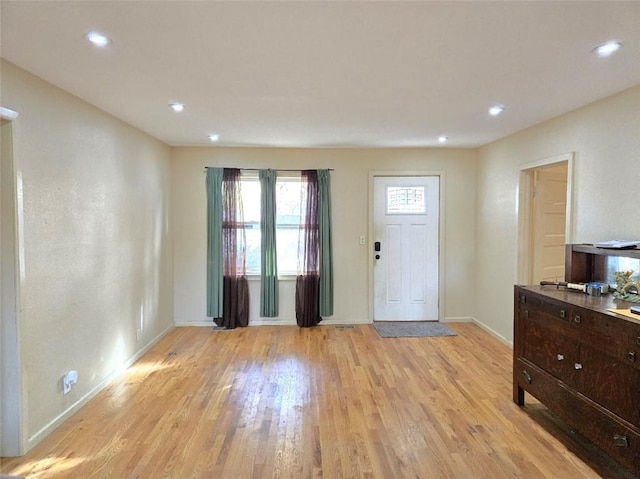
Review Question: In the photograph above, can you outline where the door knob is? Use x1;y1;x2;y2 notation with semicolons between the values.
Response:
374;241;381;252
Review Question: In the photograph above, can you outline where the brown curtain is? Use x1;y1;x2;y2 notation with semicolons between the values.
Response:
295;170;322;327
216;168;249;328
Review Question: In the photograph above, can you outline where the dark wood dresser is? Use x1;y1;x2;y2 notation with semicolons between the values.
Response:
513;244;640;472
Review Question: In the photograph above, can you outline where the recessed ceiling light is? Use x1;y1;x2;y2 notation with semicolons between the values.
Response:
438;135;448;143
84;31;111;47
169;103;185;112
489;104;505;117
593;41;622;57
208;133;220;142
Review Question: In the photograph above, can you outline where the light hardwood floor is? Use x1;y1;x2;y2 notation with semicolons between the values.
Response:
1;323;637;478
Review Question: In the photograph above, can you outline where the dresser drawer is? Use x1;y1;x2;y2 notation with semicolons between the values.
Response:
515;358;572;413
519;292;579;339
568;394;640;472
579;345;640;426
521;318;579;386
577;308;640;370
515;359;640;472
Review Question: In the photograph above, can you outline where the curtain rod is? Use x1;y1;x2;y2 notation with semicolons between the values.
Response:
204;167;334;172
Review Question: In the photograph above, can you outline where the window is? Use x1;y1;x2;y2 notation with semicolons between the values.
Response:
386;186;426;214
275;177;304;275
237;174;304;276
237;176;261;274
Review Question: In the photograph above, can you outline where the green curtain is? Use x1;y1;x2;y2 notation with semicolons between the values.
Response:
318;169;334;316
259;169;279;316
206;168;224;318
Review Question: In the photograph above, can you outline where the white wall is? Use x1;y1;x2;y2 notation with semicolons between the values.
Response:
172;147;477;326
476;84;640;343
1;60;174;452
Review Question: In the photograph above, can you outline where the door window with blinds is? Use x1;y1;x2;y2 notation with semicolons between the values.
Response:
386;186;426;214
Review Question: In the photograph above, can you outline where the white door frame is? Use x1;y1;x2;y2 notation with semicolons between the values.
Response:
517;153;574;285
1;106;26;456
368;171;445;322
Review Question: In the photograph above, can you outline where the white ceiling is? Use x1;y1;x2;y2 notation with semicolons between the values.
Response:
2;1;640;148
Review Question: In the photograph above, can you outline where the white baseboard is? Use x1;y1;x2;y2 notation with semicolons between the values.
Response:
319;317;371;326
174;320;216;327
442;316;474;323
469;318;512;347
251;318;296;326
27;324;174;450
175;318;372;327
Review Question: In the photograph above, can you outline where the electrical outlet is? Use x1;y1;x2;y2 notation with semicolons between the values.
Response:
359;235;366;245
63;370;78;395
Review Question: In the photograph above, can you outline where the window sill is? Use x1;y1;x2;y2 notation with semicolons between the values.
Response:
246;274;298;282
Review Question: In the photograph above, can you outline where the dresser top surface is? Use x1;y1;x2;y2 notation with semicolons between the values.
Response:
516;285;640;325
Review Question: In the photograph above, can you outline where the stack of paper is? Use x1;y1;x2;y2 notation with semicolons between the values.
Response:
595;240;640;249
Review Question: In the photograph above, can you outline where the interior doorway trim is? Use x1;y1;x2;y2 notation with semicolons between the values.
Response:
1;105;25;456
368;170;445;323
517;152;574;285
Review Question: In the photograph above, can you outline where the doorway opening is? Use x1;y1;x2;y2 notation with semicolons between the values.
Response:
517;153;574;285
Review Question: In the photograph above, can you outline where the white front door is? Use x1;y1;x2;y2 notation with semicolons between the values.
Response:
373;176;439;321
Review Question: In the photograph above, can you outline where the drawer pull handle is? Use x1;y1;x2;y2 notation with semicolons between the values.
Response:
557;354;565;361
573;315;581;324
521;295;527;304
560;309;566;319
522;370;532;384
574;363;583;370
613;435;629;447
628;351;636;362
637;336;640;346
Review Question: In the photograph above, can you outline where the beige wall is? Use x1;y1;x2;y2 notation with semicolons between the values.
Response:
476;84;640;343
172;147;477;326
1;61;174;451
